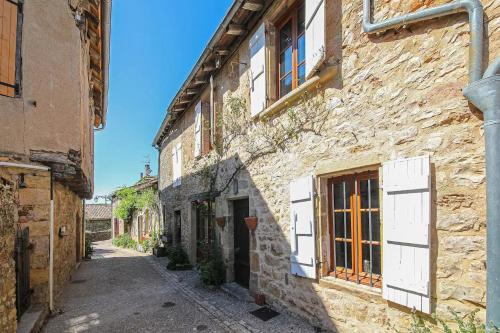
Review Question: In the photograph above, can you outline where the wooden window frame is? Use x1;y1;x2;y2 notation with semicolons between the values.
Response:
0;0;23;98
327;171;382;288
275;1;305;99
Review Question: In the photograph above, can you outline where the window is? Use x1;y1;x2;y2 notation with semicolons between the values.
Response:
277;3;305;98
172;143;182;187
328;171;381;288
0;0;21;97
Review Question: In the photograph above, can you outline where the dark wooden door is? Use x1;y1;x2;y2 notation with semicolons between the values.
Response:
233;199;249;288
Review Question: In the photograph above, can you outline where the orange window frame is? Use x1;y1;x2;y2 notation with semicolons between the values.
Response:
275;1;305;99
327;171;382;288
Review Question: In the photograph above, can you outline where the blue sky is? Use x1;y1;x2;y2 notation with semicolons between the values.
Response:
91;0;233;202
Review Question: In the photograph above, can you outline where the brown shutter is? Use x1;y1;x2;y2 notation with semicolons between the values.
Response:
0;0;18;97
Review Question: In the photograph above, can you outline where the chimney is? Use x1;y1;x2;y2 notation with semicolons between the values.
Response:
145;163;152;177
140;172;143;180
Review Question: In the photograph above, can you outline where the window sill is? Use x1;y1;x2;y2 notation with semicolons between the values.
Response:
319;276;382;297
255;64;337;120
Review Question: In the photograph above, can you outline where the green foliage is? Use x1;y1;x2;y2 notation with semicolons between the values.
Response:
114;187;159;221
166;245;192;270
112;233;137;249
84;236;94;259
136;188;157;211
151;229;160;249
114;187;138;220
139;238;152;253
197;241;225;286
401;310;498;333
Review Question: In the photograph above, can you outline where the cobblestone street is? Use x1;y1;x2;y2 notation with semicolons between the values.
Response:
42;240;318;333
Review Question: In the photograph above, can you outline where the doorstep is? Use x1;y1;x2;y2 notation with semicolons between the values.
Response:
221;282;253;303
17;304;48;333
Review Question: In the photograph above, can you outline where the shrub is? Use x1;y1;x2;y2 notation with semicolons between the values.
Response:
114;187;138;221
198;241;225;286
140;238;152;253
166;245;191;270
112;233;137;249
403;310;498;333
84;237;94;259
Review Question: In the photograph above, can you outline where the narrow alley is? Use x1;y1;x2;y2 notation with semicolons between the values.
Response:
42;241;318;333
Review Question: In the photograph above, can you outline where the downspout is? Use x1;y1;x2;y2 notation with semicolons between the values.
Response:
363;0;500;327
0;162;54;312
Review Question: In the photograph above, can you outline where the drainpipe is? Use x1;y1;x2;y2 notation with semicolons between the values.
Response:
463;65;500;328
362;0;484;82
0;162;54;312
362;0;500;327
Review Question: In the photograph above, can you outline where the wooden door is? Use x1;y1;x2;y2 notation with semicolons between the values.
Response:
233;199;250;288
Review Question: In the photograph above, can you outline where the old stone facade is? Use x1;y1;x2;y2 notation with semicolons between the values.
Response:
0;0;110;326
155;0;499;331
0;180;18;333
85;204;112;242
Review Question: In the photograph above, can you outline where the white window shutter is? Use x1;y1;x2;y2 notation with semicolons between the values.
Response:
176;143;182;186
305;0;325;78
249;23;266;117
194;101;202;157
382;155;431;314
171;147;178;187
289;175;317;279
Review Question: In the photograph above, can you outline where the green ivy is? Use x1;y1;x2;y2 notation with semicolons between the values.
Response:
114;187;139;220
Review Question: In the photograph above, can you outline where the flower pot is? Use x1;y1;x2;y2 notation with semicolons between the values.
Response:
216;217;226;228
153;247;167;257
244;217;258;231
254;293;266;306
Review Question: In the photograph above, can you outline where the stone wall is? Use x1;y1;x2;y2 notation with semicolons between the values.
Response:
158;0;499;331
0;181;18;333
53;182;83;301
85;219;111;241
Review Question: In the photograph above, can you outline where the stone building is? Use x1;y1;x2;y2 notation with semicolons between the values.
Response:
0;0;111;330
85;204;112;242
111;164;160;243
153;0;499;331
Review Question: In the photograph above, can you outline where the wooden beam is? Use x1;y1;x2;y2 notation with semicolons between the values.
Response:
242;1;263;11
202;63;216;72
226;24;246;36
216;49;230;56
186;89;198;95
193;78;208;85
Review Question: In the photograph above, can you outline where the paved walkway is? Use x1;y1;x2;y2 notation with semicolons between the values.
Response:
43;240;318;333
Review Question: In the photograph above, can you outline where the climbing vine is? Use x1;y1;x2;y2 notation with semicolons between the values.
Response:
114;187;159;221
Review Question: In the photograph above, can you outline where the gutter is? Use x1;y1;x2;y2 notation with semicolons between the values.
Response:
152;0;245;147
0;162;55;312
100;0;112;128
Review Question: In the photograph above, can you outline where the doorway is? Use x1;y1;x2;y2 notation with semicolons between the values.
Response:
233;199;249;288
174;210;182;245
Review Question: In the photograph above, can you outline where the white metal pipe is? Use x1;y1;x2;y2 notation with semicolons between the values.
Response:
363;0;484;82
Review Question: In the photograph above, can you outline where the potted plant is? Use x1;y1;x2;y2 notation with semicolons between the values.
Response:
244;216;258;231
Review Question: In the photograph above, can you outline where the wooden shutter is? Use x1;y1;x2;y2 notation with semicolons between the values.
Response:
305;0;325;78
382;155;431;313
171;147;177;187
289;175;317;279
249;23;266;117
0;0;18;97
194;101;202;157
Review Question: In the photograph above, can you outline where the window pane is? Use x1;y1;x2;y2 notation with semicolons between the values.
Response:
298;34;305;64
362;244;381;275
280;74;292;97
334;212;351;239
360;178;379;209
298;6;305;34
280;46;292;77
333;181;351;210
280;20;292;51
335;242;352;269
298;63;305;86
361;211;380;242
